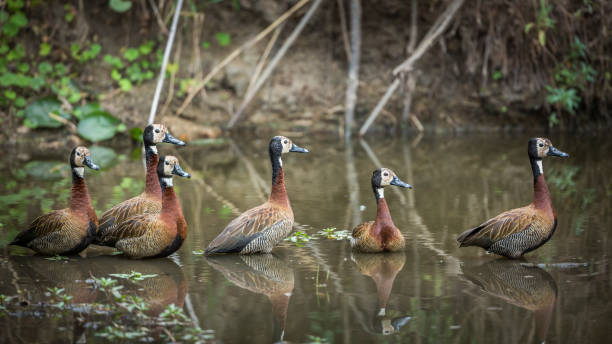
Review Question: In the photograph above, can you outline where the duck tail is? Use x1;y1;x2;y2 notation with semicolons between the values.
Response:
456;225;483;247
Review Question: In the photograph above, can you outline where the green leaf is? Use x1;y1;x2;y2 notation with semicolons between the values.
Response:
14;97;26;107
524;22;534;33
38;61;53;74
39;42;51;56
55;63;67;75
10;12;27;28
202;41;210;49
215;32;231;46
7;44;25;61
73;102;102;120
129;127;143;142
24;97;71;128
118;79;132;92
17;62;29;73
23;161;69;180
4;90;16;100
538;30;546;46
123;48;139;62
109;0;132;13
166;63;178;74
77;111;121;142
111;69;122;81
0;11;8;23
138;41;153;55
7;0;24;10
89;145;117;168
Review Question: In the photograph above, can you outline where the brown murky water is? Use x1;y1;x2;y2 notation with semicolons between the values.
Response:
0;133;611;343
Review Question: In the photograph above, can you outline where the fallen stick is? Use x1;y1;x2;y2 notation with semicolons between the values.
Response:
358;78;400;136
245;26;283;99
175;0;311;116
227;0;324;129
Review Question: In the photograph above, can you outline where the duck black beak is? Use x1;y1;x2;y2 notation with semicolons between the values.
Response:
163;132;186;146
289;143;309;153
84;156;100;170
390;175;412;189
173;164;191;178
547;146;569;158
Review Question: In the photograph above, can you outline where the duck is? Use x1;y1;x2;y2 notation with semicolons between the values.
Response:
351;168;412;253
457;138;569;259
205;136;308;255
99;155;190;258
10;147;100;255
94;124;185;247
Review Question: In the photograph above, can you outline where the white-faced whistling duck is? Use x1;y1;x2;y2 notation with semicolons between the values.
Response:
101;156;190;258
351;168;412;253
10;147;100;255
457;138;569;259
94;124;185;247
205;136;308;255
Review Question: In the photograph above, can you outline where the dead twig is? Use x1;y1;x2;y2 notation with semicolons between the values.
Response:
336;0;351;64
226;0;324;129
245;26;283;98
175;0;311;116
148;0;169;35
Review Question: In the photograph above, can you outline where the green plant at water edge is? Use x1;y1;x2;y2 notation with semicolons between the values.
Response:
103;40;159;92
0;1;126;142
545;37;597;127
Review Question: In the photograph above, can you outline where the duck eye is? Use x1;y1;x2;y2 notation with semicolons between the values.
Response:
284;140;288;144
155;129;160;133
383;172;389;176
165;162;170;165
538;143;544;147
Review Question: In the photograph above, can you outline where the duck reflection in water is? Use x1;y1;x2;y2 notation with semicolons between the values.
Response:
206;254;294;342
461;260;557;343
351;252;412;336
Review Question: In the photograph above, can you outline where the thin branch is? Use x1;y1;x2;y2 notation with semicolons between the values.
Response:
358;78;400;136
226;0;323;129
245;26;283;98
148;0;184;125
344;0;361;141
337;0;351;63
175;0;311;116
148;0;169;35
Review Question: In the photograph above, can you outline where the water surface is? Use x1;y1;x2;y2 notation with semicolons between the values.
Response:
0;133;610;343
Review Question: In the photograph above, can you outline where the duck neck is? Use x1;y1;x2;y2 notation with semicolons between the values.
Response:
144;144;162;199
373;186;394;227
269;153;290;208
530;157;554;215
160;180;184;234
70;167;93;219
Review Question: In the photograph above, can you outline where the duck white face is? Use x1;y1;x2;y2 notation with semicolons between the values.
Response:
70;146;99;177
158;155;191;187
151;124;168;144
372;168;412;199
143;124;186;153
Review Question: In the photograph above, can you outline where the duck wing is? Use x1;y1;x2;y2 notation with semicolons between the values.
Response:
457;205;536;248
96;195;161;245
11;209;72;246
99;213;158;244
205;204;291;254
352;221;374;239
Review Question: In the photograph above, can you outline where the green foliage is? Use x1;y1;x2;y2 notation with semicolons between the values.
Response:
103;41;159;92
109;0;132;13
545;36;597;126
525;0;555;47
89;145;118;168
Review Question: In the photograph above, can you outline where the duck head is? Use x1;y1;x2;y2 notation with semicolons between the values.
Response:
70;146;99;178
157;155;191;188
143;124;185;153
528;138;569;159
269;135;308;168
371;168;412;199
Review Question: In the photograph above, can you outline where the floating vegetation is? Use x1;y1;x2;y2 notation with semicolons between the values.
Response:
285;230;312;247
109;271;158;281
43;254;69;261
317;227;351;241
192;249;205;255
